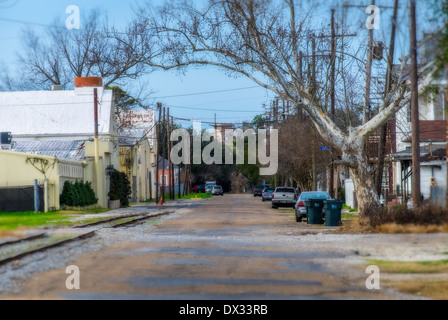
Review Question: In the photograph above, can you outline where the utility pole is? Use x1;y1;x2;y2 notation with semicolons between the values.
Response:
171;116;175;199
155;103;162;204
329;9;336;199
93;88;101;205
162;107;166;205
167;108;173;200
410;0;421;207
446;66;448;209
376;0;399;197
363;0;376;125
311;35;318;191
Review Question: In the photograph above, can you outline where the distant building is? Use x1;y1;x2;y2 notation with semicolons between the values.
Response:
118;109;157;203
212;123;234;143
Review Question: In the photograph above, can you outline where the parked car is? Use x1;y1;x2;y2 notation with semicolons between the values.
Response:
295;191;332;222
271;187;297;209
261;187;275;202
253;185;270;197
194;184;206;193
206;184;216;194
212;185;224;196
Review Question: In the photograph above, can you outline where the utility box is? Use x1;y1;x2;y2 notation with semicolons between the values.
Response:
0;132;12;144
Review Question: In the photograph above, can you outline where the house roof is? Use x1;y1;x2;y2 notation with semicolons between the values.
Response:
12;140;86;161
0;88;114;137
393;145;446;162
158;156;179;171
404;121;446;143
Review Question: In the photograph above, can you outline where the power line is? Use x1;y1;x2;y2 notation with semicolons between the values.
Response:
154;86;260;99
0;17;65;29
166;104;262;113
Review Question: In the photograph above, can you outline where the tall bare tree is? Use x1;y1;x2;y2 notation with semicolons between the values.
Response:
134;0;436;215
2;10;151;91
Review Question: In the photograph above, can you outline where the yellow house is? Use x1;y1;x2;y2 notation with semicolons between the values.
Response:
118;110;157;203
0;150;84;211
0;77;119;209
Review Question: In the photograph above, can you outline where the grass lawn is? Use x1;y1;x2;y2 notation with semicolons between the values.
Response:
181;193;212;200
367;259;448;274
392;280;448;300
0;208;111;231
368;259;448;300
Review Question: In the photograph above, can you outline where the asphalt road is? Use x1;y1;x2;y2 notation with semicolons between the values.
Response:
1;194;427;300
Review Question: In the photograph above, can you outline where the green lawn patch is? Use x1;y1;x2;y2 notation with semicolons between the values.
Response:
0;208;111;231
342;213;359;220
181;193;212;199
0;211;72;231
367;259;448;274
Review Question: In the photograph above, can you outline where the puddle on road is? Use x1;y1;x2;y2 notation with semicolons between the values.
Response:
113;246;343;260
119;276;322;288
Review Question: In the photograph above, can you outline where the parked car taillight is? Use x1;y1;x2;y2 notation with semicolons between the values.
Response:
298;201;305;207
263;193;266;197
294;194;298;200
272;194;274;200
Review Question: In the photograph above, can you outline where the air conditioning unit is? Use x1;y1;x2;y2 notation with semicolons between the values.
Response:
0;132;12;145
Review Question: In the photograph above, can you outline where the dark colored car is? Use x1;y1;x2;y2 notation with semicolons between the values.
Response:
194;184;206;193
295;191;332;222
261;188;275;202
253;185;270;197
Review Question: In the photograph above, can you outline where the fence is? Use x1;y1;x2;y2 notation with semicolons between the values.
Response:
0;186;43;212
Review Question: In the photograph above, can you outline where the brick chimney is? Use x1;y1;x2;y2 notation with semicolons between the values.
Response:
74;77;103;95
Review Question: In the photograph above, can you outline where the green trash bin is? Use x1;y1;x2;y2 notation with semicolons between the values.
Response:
324;200;343;227
305;199;325;225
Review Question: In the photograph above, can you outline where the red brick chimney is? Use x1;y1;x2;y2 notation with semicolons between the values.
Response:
74;77;103;88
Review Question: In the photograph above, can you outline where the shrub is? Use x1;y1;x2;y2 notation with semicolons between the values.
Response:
108;170;132;207
366;204;448;228
60;181;98;207
340;204;448;234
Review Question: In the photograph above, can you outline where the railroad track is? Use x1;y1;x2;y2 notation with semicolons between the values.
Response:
74;210;174;229
0;210;174;267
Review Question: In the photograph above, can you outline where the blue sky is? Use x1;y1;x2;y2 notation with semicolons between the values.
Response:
0;0;273;128
0;0;440;128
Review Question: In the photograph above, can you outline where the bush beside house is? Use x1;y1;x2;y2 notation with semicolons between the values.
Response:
108;170;132;207
60;181;98;207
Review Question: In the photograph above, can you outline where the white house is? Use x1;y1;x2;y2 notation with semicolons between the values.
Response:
0;77;119;209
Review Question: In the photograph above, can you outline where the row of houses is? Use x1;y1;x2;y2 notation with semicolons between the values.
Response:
0;77;177;211
345;65;448;208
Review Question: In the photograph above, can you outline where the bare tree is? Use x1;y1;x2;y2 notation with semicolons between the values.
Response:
278;114;328;191
3;10;151;91
133;0;437;215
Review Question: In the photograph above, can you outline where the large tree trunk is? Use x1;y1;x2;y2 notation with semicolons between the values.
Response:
347;148;381;216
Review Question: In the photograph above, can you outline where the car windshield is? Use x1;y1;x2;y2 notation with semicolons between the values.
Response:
264;189;275;193
300;192;331;200
276;188;296;193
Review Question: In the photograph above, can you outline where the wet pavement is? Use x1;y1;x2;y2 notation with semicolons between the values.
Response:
0;194;431;300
